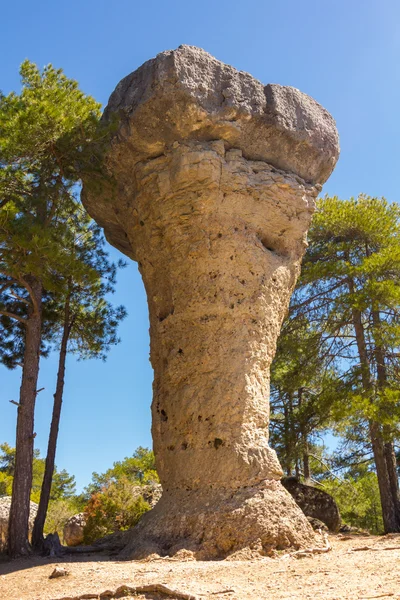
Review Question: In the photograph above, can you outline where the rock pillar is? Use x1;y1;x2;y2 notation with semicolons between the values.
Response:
82;45;339;558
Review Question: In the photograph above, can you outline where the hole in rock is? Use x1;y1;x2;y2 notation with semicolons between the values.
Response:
214;438;224;449
158;306;174;322
178;348;183;354
160;409;168;422
139;220;145;226
260;237;276;253
181;442;188;450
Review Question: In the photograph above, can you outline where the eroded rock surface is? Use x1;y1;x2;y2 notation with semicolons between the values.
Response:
82;45;339;559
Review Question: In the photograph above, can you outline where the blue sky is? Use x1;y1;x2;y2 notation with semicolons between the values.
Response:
1;0;399;491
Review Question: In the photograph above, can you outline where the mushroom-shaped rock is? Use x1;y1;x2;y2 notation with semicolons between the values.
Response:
82;45;339;559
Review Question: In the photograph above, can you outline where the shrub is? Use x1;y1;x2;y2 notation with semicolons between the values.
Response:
322;472;383;534
83;477;150;544
44;499;78;540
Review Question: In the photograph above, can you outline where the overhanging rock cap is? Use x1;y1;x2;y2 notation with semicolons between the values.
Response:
104;45;339;185
83;45;339;257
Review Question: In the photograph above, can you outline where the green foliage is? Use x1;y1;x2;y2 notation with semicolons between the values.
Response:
322;471;383;534
0;59;122;366
83;477;150;544
0;60;101;297
44;499;78;539
49;469;77;501
0;442;76;503
294;195;400;427
0;442;17;475
86;447;158;496
272;194;400;530
0;472;13;495
270;313;338;477
1;62;125;551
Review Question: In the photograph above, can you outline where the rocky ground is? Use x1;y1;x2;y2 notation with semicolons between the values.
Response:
1;534;400;600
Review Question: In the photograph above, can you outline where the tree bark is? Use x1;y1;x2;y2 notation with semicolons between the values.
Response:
348;279;399;533
32;294;71;550
371;309;400;524
8;278;43;557
298;388;311;482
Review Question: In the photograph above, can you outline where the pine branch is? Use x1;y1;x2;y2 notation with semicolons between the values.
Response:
0;309;27;325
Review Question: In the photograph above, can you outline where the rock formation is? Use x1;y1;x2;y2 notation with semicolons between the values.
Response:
281;477;341;532
82;45;339;559
63;512;86;547
0;496;37;553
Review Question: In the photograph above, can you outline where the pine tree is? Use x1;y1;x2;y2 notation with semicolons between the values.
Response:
270;315;337;480
292;195;400;532
0;60;105;556
31;213;126;549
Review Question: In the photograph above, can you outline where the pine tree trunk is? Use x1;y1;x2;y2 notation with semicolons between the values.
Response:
384;439;400;517
283;402;292;476
8;278;43;557
298;388;311;482
32;295;71;550
349;281;400;532
371;310;400;523
369;421;399;532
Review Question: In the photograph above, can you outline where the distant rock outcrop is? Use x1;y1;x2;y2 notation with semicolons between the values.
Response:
0;496;38;553
63;512;86;547
281;477;341;532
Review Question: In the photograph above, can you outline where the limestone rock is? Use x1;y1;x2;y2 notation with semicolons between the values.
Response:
83;45;339;260
307;516;329;532
49;566;69;579
282;477;341;532
0;495;38;553
63;512;86;547
141;483;162;508
82;46;339;559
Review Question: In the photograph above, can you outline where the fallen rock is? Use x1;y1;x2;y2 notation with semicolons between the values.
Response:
0;495;38;553
307;516;329;532
281;477;341;532
49;566;69;579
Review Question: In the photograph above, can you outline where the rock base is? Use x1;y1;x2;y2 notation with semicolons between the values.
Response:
119;480;316;560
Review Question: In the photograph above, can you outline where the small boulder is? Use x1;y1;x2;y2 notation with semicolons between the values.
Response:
282;477;341;532
307;516;329;532
63;512;86;547
49;566;69;579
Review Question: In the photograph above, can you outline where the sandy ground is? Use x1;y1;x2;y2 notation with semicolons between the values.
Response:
1;534;400;600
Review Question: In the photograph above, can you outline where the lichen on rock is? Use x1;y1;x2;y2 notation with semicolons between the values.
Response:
82;45;339;559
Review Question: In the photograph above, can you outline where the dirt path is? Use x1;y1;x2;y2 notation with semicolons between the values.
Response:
1;535;400;600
